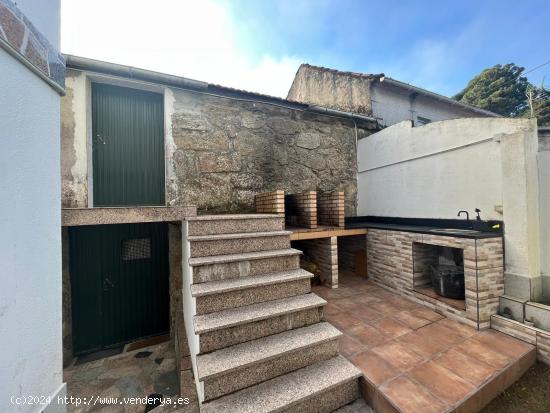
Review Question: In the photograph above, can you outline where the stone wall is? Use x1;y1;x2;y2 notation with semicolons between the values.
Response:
287;64;373;115
168;88;373;215
367;229;504;329
60;70;377;214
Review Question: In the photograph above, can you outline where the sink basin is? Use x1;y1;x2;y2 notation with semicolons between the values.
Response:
431;228;480;234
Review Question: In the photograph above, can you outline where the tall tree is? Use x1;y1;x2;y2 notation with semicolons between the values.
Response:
453;64;529;116
525;84;550;126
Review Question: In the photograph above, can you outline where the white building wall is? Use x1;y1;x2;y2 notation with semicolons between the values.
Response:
538;134;550;300
358;118;541;300
370;83;480;127
0;1;64;411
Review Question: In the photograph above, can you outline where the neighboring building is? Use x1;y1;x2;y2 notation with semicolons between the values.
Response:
0;0;66;412
287;63;498;127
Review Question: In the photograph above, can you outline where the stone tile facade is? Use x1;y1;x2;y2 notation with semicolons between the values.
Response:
294;237;338;288
367;229;504;329
491;314;550;365
317;191;345;227
0;0;65;90
255;190;285;215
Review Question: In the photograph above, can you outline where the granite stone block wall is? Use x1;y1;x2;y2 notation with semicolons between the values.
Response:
168;89;375;215
367;229;504;329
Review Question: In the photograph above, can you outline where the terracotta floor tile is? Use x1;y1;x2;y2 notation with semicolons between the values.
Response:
350;293;384;305
351;306;385;323
372;340;425;371
370;317;412;339
436;318;477;339
389;296;423;311
396;330;452;358
434;347;496;386
366;300;402;315
455;337;513;369
323;302;342;317
410;307;444;322
338;334;367;359
351;350;401;386
347;324;389;348
325;311;363;331
380;375;449;413
393;310;434;330
415;321;469;346
475;330;534;359
408;360;476;405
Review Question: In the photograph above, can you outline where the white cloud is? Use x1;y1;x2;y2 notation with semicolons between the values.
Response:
61;0;301;97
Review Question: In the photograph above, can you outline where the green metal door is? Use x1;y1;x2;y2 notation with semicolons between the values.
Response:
92;83;165;206
70;223;169;355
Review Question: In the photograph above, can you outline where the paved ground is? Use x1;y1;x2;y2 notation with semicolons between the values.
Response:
313;272;535;413
64;341;197;413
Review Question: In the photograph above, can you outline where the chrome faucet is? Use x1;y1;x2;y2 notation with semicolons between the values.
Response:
457;210;469;220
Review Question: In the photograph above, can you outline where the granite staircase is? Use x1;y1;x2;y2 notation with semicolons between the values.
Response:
181;214;362;413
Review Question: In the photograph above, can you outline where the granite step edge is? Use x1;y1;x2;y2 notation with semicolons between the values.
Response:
188;248;302;266
188;230;291;242
196;322;341;381
200;356;362;413
193;293;326;334
191;268;313;297
186;214;282;221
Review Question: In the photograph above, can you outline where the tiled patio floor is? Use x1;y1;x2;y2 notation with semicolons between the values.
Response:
313;273;536;413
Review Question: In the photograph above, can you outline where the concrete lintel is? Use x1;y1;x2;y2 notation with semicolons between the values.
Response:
62;206;197;226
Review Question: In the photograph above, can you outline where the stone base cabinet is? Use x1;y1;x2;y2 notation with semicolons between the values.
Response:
367;229;504;329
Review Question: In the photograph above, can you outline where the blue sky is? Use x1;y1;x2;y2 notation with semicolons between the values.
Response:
62;0;549;98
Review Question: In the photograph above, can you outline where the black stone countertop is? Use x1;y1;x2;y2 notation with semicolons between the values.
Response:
346;216;503;239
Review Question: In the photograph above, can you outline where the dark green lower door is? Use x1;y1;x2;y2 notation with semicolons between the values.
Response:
92;83;165;206
70;223;169;355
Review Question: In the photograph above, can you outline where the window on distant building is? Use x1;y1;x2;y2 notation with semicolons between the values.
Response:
416;116;431;126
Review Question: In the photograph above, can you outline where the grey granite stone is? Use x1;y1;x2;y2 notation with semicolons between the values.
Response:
191;268;313;296
190;248;301;283
187;215;284;236
198;307;323;353
188;230;291;241
195;279;311;315
189;232;291;258
193;294;326;334
200;356;361;413
62;206;197;226
333;399;373;413
197;322;340;379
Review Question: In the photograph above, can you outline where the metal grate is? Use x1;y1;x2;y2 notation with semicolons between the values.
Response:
121;238;151;261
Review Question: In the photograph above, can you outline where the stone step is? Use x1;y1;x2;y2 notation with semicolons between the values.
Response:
191;268;314;315
194;293;326;353
333;399;373;413
189;248;302;284
197;322;341;401
200;355;362;413
187;214;284;236
188;231;291;258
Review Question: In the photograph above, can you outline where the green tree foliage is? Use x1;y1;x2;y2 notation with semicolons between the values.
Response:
524;85;550;126
453;64;529;116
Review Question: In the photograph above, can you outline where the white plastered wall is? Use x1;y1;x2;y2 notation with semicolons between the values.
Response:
358;117;540;299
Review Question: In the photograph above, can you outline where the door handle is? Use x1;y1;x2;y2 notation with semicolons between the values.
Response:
103;277;115;291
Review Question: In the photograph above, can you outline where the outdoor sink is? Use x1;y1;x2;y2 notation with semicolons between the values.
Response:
431;228;481;235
